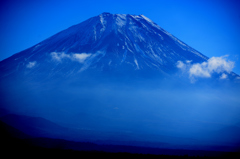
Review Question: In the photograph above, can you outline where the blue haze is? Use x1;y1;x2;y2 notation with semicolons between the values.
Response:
1;77;240;150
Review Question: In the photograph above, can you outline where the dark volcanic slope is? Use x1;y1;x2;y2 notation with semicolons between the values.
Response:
0;114;68;138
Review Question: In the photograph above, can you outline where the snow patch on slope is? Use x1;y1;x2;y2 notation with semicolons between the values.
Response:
116;14;126;27
121;50;127;63
140;15;160;30
134;58;140;70
99;14;107;33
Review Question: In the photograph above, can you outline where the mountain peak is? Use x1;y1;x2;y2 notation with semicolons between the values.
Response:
100;12;111;16
0;13;211;80
99;12;147;19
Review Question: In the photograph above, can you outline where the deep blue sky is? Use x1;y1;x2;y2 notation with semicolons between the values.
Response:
0;0;240;74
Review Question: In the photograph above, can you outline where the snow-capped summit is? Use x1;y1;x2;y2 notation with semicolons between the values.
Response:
0;12;229;81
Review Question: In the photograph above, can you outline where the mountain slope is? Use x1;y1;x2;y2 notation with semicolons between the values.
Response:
0;12;209;81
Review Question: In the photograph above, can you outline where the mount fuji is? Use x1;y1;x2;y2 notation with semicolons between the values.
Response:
0;12;239;83
1;13;240;155
0;12;211;80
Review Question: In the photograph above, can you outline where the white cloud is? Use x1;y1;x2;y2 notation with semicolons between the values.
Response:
176;61;186;71
177;55;235;82
220;73;227;79
207;56;234;73
26;61;36;68
50;52;91;63
50;52;70;61
189;62;211;78
72;53;92;63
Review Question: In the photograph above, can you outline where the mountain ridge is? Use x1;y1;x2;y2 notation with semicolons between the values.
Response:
0;12;211;81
